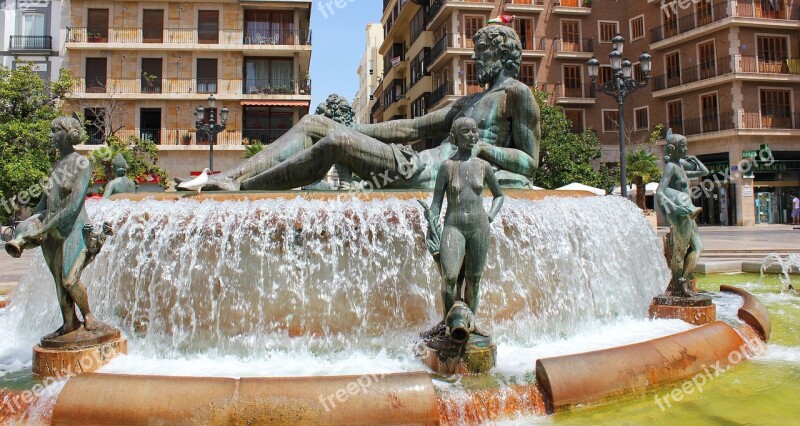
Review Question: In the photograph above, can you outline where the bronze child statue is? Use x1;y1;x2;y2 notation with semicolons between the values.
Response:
102;153;136;198
6;116;111;339
656;129;709;297
421;117;505;340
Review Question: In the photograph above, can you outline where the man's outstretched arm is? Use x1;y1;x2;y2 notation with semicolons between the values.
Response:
355;97;466;144
476;84;539;177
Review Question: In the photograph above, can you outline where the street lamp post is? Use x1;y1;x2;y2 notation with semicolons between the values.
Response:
194;95;229;173
587;33;652;199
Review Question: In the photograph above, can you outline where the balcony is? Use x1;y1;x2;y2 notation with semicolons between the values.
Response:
541;83;595;104
71;77;312;98
651;55;800;96
553;0;592;14
431;33;545;69
425;0;496;29
554;37;594;58
429;81;453;108
671;110;800;137
99;128;290;146
505;0;546;12
8;35;52;51
650;0;800;46
66;27;311;47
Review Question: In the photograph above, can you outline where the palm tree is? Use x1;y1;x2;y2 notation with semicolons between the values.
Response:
626;149;661;210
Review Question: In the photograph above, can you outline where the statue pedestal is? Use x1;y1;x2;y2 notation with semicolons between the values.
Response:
649;293;716;326
33;324;127;378
417;332;496;375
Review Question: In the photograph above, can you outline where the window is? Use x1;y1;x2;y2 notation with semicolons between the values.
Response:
666;52;681;87
662;8;678;38
667;101;683;134
563;65;583;97
598;21;618;44
22;13;45;36
698;41;716;79
633;63;644;81
464;16;485;48
564;109;585;133
412;94;428;118
757;0;783;19
634;107;649;130
87;9;109;42
244;58;294;94
410;8;425;41
561;20;581;52
142;10;164;43
409;48;430;86
84;108;105;145
519;64;535;87
757;36;788;73
629;15;644;41
465;62;481;94
141;58;162;93
85;58;107;93
197;59;218;94
701;93;719;132
760;89;792;128
198;11;220;44
243;106;293;144
598;66;614;85
696;1;713;26
603;110;619;132
513;18;535;50
245;10;294;45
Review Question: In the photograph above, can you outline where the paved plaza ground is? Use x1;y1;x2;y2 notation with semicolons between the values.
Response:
0;225;797;297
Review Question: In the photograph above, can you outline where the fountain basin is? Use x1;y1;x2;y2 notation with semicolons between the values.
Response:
52;372;438;425
46;287;770;424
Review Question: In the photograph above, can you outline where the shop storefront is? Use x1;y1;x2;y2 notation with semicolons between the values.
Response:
751;149;800;224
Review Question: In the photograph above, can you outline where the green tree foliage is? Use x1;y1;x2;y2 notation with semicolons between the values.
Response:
91;135;168;191
626;124;664;210
531;89;616;192
244;141;264;159
0;64;73;221
627;149;662;210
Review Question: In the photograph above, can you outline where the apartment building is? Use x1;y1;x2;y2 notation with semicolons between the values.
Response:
353;23;384;124
1;0;64;81
376;0;800;226
62;0;312;180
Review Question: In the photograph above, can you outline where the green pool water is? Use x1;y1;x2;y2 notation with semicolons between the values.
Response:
538;273;800;425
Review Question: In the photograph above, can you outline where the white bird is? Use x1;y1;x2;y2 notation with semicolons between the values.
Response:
177;168;211;194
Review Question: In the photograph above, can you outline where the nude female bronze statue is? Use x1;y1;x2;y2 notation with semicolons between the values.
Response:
6;117;107;338
422;117;505;338
102;153;136;198
191;25;539;191
656;129;710;297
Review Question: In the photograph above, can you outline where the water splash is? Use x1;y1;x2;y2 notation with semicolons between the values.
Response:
761;253;800;291
2;195;668;362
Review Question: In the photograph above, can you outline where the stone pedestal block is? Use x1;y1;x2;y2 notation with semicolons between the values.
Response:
33;338;127;378
649;293;717;326
33;324;127;378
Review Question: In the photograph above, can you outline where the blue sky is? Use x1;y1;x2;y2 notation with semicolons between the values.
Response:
309;1;382;108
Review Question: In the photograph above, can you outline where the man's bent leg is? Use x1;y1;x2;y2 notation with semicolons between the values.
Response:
241;130;398;190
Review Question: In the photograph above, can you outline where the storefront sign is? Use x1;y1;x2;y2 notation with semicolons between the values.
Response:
742;150;758;158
